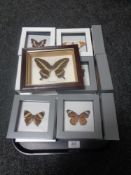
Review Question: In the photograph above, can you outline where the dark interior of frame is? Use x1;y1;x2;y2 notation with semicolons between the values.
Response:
61;33;87;51
25;32;50;48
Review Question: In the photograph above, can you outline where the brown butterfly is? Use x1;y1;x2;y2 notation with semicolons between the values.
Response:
24;110;45;126
35;57;69;80
31;38;46;48
67;110;90;125
63;41;86;49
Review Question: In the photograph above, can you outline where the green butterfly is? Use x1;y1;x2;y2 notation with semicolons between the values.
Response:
35;58;69;80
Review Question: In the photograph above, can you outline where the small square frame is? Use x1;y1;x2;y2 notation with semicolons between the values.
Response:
56;28;93;56
7;95;56;140
58;56;97;93
20;45;84;92
56;94;102;139
18;27;56;56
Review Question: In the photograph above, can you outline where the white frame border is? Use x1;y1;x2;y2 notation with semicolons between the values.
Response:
18;27;56;56
56;28;93;56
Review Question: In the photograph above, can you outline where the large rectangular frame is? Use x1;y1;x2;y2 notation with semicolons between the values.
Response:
18;27;56;56
57;28;93;56
20;45;84;92
7;95;56;140
56;94;102;139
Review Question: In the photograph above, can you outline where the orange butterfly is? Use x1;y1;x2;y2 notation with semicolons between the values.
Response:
31;38;46;48
24;110;45;126
63;41;86;49
67;110;90;125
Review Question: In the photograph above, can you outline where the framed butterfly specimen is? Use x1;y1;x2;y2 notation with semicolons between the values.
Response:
57;28;93;56
7;95;56;141
31;38;46;48
67;110;90;125
24;111;45;126
56;94;102;139
63;41;86;49
20;45;84;92
34;57;69;80
18;27;55;56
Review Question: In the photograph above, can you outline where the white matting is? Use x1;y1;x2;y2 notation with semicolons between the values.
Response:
31;55;77;85
64;101;94;132
17;101;50;132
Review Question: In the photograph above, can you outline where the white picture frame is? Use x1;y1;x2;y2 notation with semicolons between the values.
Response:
56;28;93;56
18;27;56;56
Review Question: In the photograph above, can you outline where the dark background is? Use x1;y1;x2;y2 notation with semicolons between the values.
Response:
0;0;131;174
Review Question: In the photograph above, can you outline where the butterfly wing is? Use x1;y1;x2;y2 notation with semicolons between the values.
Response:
39;39;46;47
53;58;69;79
67;110;79;125
34;112;45;126
35;58;52;79
31;39;39;48
79;111;90;125
79;41;86;49
24;110;33;126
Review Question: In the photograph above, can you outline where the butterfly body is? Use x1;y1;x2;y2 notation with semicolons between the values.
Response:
24;110;45;126
67;110;90;125
31;39;46;48
35;57;69;80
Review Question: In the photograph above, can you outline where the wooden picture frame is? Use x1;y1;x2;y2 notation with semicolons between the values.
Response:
20;45;84;92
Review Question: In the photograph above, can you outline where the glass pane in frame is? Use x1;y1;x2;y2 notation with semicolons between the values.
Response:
25;32;50;48
61;33;87;52
64;100;94;132
81;63;90;87
25;48;78;86
16;100;50;132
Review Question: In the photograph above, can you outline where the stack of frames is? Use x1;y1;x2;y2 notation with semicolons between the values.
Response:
7;26;119;154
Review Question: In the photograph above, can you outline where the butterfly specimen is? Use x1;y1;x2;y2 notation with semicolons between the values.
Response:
66;110;90;125
35;57;69;80
31;38;46;48
63;41;86;49
24;110;45;126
